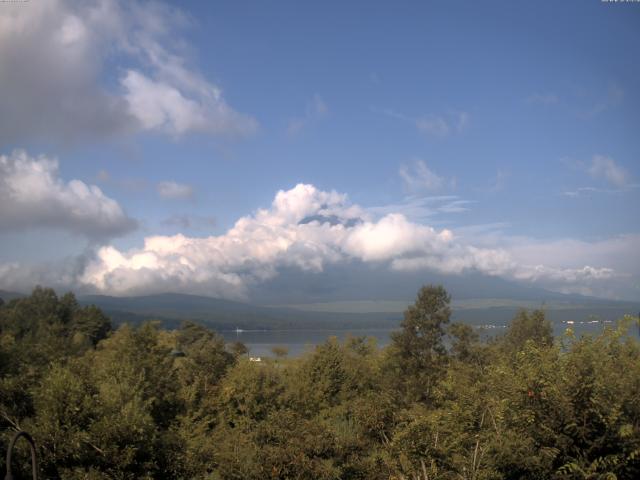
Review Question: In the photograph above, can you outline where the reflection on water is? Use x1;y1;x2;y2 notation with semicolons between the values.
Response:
220;319;640;357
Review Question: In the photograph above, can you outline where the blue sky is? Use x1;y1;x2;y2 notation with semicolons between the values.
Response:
0;0;639;301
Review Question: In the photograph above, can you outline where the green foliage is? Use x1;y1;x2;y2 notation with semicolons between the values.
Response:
448;322;481;362
271;345;289;358
386;285;452;403
502;308;553;353
1;286;639;479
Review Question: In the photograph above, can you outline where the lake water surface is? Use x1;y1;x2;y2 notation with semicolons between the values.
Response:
220;319;640;357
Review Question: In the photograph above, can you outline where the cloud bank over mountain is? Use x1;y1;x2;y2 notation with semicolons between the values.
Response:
0;154;632;300
72;184;620;299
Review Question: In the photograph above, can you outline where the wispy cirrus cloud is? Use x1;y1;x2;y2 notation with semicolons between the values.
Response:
399;160;455;194
561;186;621;198
374;107;469;138
475;169;509;194
560;184;640;198
526;83;624;119
588;155;628;188
368;196;473;222
287;94;328;136
561;154;634;197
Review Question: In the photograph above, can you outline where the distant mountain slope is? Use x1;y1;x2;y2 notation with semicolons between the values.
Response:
81;293;268;317
247;263;631;305
79;293;401;330
79;292;640;332
0;289;25;302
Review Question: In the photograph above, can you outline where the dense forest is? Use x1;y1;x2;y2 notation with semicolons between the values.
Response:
1;286;639;479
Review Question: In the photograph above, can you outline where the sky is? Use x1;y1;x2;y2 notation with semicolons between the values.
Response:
0;0;639;302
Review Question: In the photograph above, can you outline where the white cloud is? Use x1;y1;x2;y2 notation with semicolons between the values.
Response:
77;184;501;297
507;235;639;274
0;150;136;239
0;0;256;144
399;160;448;193
0;260;84;294
449;227;639;299
60;183;625;299
504;234;640;298
588;155;628;188
157;181;195;200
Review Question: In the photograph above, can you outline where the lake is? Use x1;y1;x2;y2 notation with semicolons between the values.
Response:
220;318;640;357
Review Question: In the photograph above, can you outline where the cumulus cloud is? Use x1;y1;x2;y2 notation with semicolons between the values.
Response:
62;183;621;299
0;150;136;239
0;0;256;144
157;181;195;200
0;254;93;294
588;155;628;188
77;184;492;297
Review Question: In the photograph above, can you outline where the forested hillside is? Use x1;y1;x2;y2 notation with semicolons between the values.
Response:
1;286;639;479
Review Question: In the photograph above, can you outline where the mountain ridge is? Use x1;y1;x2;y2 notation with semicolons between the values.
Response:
78;291;640;332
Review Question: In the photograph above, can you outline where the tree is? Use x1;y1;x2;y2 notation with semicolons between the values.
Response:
386;285;452;403
502;309;553;353
448;322;480;362
271;345;289;359
72;305;112;345
230;341;249;357
2;284;639;479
